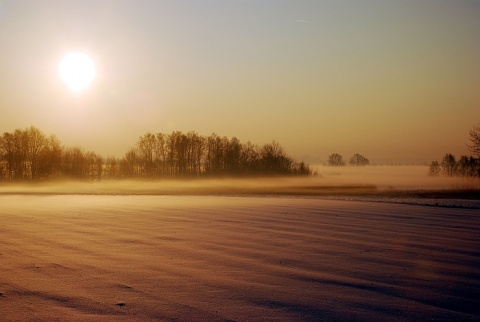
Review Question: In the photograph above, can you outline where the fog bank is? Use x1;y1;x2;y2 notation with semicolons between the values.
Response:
0;166;478;196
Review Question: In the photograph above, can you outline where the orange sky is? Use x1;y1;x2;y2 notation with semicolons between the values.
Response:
0;1;478;164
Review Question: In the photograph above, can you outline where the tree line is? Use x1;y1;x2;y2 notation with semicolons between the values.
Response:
327;153;370;166
0;126;311;181
429;154;479;177
429;123;480;177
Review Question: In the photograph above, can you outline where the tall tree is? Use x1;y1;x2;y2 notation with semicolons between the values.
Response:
39;135;62;179
0;132;16;180
155;133;168;176
121;148;141;178
467;123;480;157
25;126;47;180
137;132;157;177
441;153;456;176
260;141;292;174
104;156;120;179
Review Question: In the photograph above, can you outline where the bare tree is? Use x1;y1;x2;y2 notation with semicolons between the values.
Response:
0;132;16;180
429;161;440;176
349;153;369;166
121;148;141;178
456;155;479;177
241;141;260;174
260;141;293;174
12;129;28;179
328;153;345;166
104;156;120;179
1;126;311;180
441;153;456;176
155;133;168;176
467;123;480;157
137;132;157;177
25;126;47;180
39;135;62;179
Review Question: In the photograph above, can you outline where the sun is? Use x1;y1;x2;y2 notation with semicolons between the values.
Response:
58;52;96;92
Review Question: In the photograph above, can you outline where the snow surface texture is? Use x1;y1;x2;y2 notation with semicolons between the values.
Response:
1;195;479;321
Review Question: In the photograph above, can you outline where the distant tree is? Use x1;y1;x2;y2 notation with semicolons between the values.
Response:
429;161;440;176
456;155;479;177
328;153;345;166
467;123;480;157
441;153;457;176
292;161;311;176
349;153;369;166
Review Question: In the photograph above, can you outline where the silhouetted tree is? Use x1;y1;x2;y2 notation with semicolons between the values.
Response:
121;148;141;178
138;132;157;177
85;151;103;181
204;133;224;175
0;132;16;180
188;132;204;176
467;123;480;157
38;135;62;179
12;129;28;180
349;153;369;166
260;141;293;175
104;156;120;179
225;137;242;174
0;126;311;180
429;161;441;176
292;161;311;176
1;128;63;180
441;153;457;176
456;155;479;177
24;126;47;180
328;153;345;166
61;147;83;179
240;141;260;174
154;132;168;176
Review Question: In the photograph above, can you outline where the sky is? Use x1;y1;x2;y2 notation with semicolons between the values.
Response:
0;0;478;164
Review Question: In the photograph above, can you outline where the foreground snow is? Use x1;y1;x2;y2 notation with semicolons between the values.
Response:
1;195;479;321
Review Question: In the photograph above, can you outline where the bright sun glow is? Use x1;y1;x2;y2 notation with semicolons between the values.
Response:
58;52;96;92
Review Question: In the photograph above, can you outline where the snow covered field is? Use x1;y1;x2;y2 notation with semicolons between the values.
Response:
1;195;479;321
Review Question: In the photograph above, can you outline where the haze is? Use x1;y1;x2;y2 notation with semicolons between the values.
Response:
1;166;478;198
0;1;479;164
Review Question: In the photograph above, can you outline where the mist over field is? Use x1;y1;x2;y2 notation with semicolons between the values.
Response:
0;166;478;197
313;165;480;190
